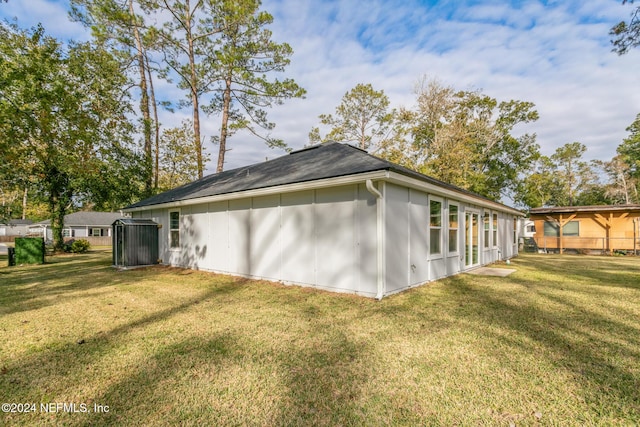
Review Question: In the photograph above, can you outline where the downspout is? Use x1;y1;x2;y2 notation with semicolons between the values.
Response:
366;179;385;300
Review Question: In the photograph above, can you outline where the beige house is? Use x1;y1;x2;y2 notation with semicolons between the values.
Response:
528;205;640;254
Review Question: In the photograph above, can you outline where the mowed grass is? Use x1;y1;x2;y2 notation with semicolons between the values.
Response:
1;250;639;426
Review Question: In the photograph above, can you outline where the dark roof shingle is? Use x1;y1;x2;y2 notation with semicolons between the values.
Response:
125;142;505;210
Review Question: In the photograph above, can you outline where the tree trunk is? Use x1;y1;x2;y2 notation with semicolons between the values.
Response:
130;0;153;195
217;74;232;173
22;187;27;220
145;50;161;190
47;166;70;252
184;1;203;178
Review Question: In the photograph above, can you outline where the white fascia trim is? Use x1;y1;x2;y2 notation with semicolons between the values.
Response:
385;172;525;217
123;170;390;213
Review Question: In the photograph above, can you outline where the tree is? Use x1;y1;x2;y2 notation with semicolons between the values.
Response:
615;113;640;201
158;120;208;190
147;0;225;179
0;24;142;250
617;113;640;179
70;0;160;195
550;142;593;206
310;83;394;151
610;0;640;55
384;78;540;201
516;156;562;208
205;0;305;172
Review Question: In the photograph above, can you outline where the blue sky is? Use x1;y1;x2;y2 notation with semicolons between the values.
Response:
2;0;640;174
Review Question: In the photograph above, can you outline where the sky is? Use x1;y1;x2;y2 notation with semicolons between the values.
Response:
2;0;640;175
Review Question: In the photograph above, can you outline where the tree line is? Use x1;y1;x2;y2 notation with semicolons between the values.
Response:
309;80;640;208
1;0;638;252
0;0;304;251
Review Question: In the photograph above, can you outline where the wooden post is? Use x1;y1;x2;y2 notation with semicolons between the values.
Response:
559;213;563;254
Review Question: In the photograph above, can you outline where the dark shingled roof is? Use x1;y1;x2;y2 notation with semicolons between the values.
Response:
125;142;499;210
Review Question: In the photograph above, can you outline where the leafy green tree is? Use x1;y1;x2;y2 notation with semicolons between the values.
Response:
550;142;593;206
610;0;640;55
615;113;640;202
71;0;162;195
0;24;142;250
516;156;561;208
386;78;540;201
158;120;209;190
146;0;219;179
617;113;640;180
205;0;305;172
310;83;394;151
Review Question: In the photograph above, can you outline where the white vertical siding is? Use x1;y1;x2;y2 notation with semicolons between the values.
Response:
384;183;409;293
250;195;281;279
281;191;315;285
409;189;429;286
136;184;380;297
132;181;520;298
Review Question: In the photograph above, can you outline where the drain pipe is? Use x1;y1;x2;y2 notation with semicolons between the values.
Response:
366;179;386;300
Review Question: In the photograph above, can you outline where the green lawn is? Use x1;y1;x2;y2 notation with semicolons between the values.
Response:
1;250;639;426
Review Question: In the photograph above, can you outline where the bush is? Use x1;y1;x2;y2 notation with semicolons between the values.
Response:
67;239;91;253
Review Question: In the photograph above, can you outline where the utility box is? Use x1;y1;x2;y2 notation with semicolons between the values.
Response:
7;247;15;266
14;237;45;265
112;218;160;268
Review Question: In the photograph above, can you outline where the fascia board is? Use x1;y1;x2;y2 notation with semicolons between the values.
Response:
386;172;525;216
123;170;390;213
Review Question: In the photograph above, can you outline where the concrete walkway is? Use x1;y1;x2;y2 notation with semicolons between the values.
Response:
466;267;517;277
0;243;7;255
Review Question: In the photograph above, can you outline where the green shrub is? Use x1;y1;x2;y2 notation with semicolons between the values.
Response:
70;239;91;253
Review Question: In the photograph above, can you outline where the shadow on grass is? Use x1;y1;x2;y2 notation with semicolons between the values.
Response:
0;252;135;316
515;254;640;290
438;263;640;421
1;273;375;426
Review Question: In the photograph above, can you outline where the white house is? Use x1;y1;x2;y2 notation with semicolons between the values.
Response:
29;211;124;240
124;143;523;298
0;219;33;237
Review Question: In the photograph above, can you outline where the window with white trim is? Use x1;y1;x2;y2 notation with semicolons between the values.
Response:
483;213;490;248
430;199;442;255
448;204;458;253
91;228;102;237
169;210;180;249
492;213;498;246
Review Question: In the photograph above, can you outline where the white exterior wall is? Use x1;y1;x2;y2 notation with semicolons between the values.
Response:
133;184;379;297
131;179;521;298
382;183;520;297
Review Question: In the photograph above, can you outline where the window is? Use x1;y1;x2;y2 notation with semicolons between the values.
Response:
543;220;579;237
492;213;498;246
513;218;517;244
169;210;180;248
91;228;102;237
62;229;72;237
483;214;490;248
526;224;536;233
430;199;442;255
448;204;458;253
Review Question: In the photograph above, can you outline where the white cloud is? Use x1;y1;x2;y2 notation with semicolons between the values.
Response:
2;0;640;173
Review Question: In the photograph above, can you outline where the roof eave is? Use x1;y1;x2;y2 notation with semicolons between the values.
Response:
123;170;391;212
386;172;525;216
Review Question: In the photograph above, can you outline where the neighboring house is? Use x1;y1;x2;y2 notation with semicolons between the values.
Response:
0;219;33;237
28;211;125;240
529;205;640;254
124;142;524;298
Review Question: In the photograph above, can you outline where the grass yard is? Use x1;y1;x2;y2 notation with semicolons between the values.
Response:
1;250;639;426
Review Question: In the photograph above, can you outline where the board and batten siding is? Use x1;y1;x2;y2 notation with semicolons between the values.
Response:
133;183;379;297
132;181;521;298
